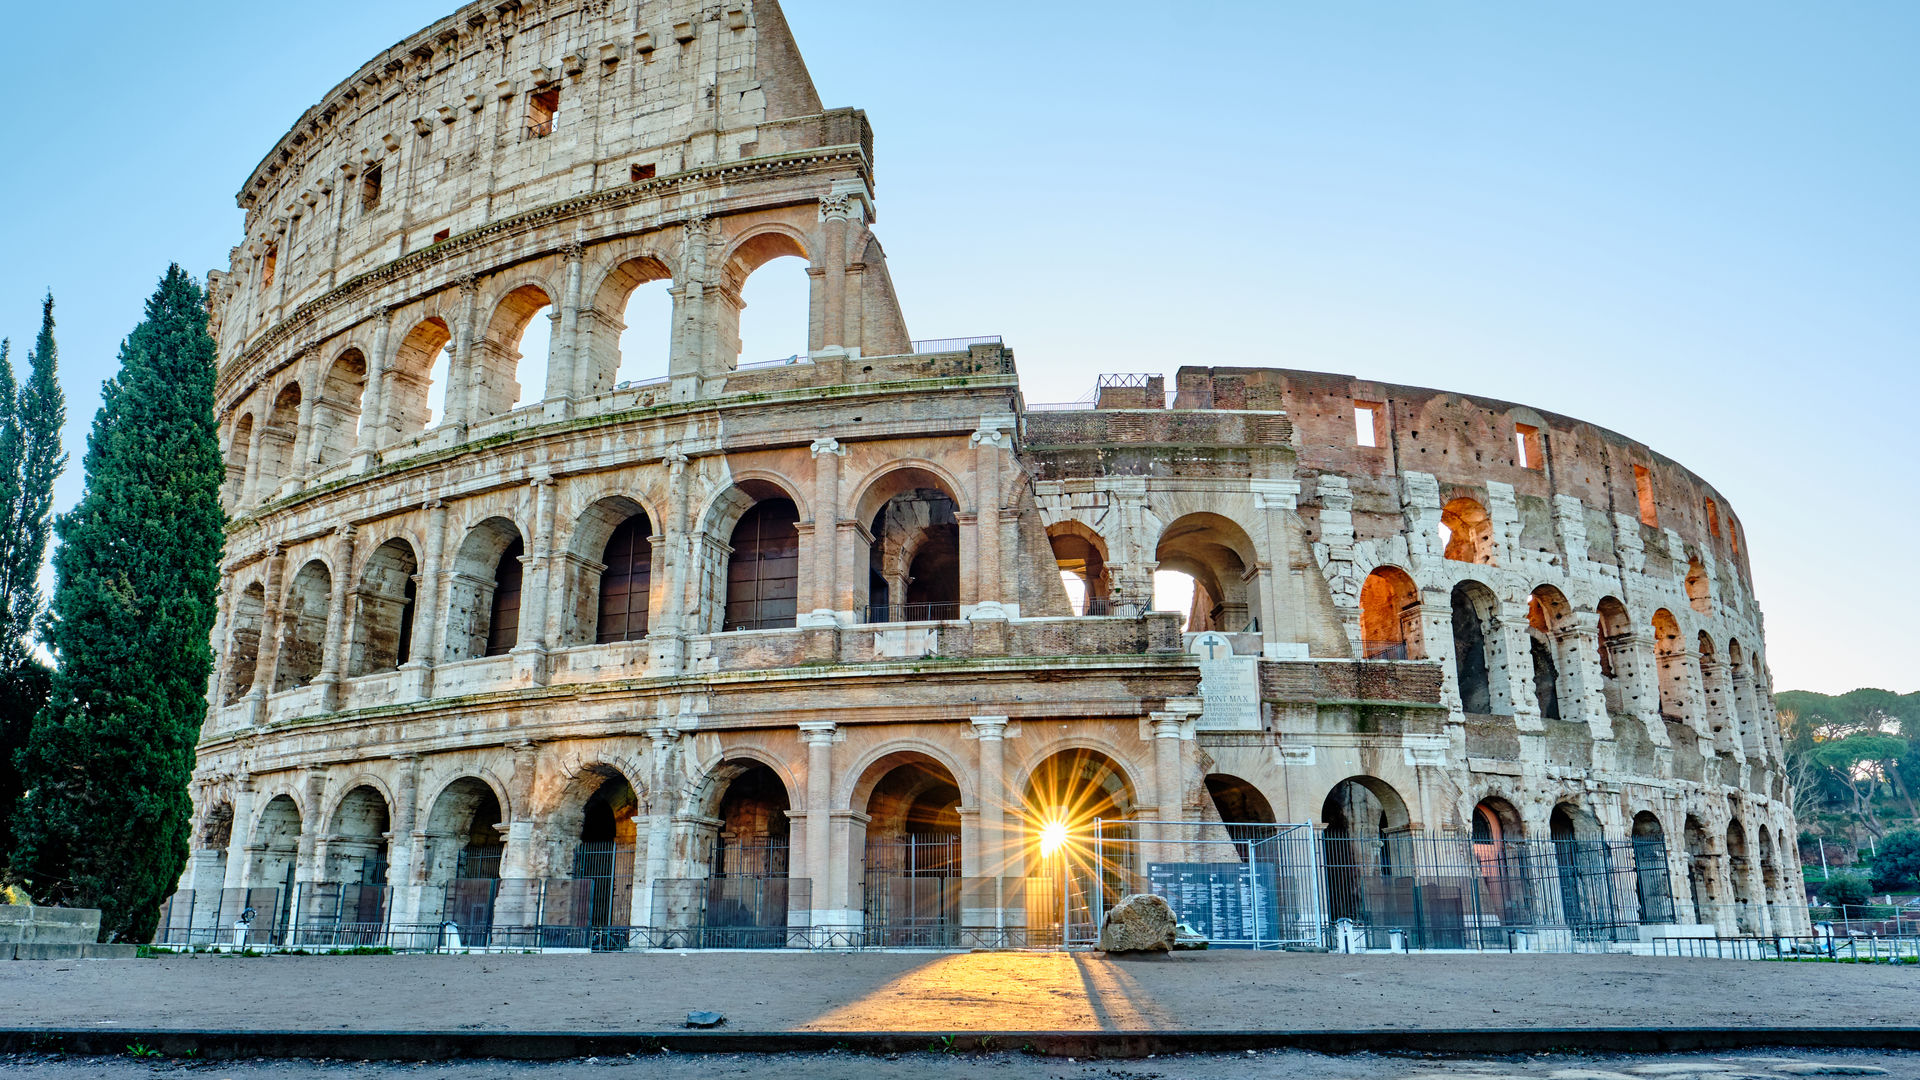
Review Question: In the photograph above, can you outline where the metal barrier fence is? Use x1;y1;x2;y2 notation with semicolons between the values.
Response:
155;823;1695;954
1654;935;1920;963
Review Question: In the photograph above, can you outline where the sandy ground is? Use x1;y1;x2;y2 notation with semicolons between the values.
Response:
3;951;1915;1034
0;1048;1910;1079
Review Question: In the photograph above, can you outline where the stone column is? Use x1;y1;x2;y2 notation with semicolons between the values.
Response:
819;196;852;349
442;276;479;434
494;742;541;935
512;475;557;685
399;499;448;702
223;774;258;891
799;722;838;932
240;412;268;509
1150;710;1190;862
312;525;357;712
386;754;423;930
668;216;712;400
288;357;318;490
206;572;234;711
247;546;289;726
547;240;586;420
967;422;1012;618
650;451;691;671
1498;597;1544;732
291;770;329;937
1563;610;1612;739
640;726;680;927
352;307;394;468
805;437;844;625
969;717;1009;879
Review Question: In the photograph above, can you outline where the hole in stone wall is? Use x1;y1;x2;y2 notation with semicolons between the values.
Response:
737;254;809;367
1353;400;1384;448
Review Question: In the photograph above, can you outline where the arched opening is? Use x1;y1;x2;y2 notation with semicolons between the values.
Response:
313;350;366;466
1022;748;1137;944
1757;824;1781;930
1685;556;1711;615
1204;773;1277;849
1527;586;1576;721
861;469;962;623
1359;566;1422;660
196;802;234;905
1155;513;1259;633
1652;608;1687;723
1596;596;1632;711
274;560;331;692
317;785;391;940
1321;776;1413;939
724;496;800;631
224;414;254;507
551;765;640;939
679;760;797;946
1450;580;1507;715
1440;497;1495;565
476;284;554;418
579;256;676;395
1048;524;1111;616
348;539;417;676
1548;803;1607;931
597;511;653;643
1630;811;1675;924
1683;814;1717;927
860;755;963;945
722;232;812;369
386;318;451;440
423;778;504;942
223;582;267;704
1472;797;1532;928
257;383;301;495
1725;818;1755;934
247;794;303;941
1151;569;1198;631
445;518;524;660
1698;632;1733;748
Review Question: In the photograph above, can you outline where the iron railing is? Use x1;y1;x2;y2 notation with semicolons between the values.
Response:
910;335;1001;354
863;602;961;624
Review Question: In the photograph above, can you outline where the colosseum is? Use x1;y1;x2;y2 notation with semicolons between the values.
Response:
164;0;1808;951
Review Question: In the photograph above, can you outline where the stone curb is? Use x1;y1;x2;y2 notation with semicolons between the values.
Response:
3;1027;1919;1061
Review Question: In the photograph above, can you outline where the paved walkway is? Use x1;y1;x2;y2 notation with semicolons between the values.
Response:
4;951;1915;1034
0;1048;1909;1078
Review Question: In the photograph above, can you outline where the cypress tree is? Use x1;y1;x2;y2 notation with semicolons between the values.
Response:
7;295;68;663
11;267;224;940
0;339;23;656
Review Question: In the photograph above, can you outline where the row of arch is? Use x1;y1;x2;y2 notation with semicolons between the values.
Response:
220;468;970;704
198;748;1796;938
223;230;823;509
1436;493;1726;616
1358;566;1773;753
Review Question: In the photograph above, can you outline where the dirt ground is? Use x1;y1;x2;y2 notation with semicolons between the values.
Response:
0;1049;1910;1079
3;951;1915;1034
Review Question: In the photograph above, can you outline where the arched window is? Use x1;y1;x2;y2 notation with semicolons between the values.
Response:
1154;513;1260;633
725;499;799;631
314;351;367;467
446;518;525;660
275;560;331;691
722;232;812;369
1048;525;1111;617
582;256;674;393
867;488;960;622
485;538;524;656
223;582;267;704
349;539;419;676
1359;566;1421;659
1440;497;1495;564
257;383;302;496
1527;585;1576;721
1450;581;1506;715
1631;811;1675;923
596;513;653;643
386;319;451;440
224;414;254;508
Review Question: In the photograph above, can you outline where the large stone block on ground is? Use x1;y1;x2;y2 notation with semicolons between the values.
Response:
0;905;100;945
1098;893;1176;953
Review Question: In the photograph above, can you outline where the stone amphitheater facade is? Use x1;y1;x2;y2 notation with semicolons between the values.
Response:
172;0;1808;947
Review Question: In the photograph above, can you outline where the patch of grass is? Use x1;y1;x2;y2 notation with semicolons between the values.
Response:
125;1043;161;1059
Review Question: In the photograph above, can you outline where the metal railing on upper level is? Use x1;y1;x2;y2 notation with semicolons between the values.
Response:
911;335;1001;354
864;602;961;624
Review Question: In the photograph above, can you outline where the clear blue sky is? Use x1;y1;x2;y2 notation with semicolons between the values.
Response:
1;2;1913;693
